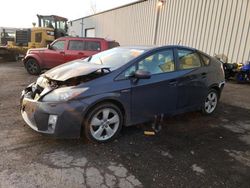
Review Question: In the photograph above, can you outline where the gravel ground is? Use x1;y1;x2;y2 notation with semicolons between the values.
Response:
0;61;250;188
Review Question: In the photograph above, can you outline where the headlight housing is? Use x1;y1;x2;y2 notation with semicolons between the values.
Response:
36;76;49;88
42;87;88;102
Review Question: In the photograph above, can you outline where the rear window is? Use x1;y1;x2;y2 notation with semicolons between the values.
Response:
200;53;211;66
108;41;120;49
177;49;201;70
68;40;85;51
68;40;101;51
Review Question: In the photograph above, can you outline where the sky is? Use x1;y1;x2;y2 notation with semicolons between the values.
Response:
0;0;138;28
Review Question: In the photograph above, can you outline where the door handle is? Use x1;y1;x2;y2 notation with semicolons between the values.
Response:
78;52;84;55
201;72;207;78
169;79;178;86
60;52;65;55
120;89;130;93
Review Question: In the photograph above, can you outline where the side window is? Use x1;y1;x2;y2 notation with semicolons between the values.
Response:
68;40;85;51
137;49;175;75
85;41;101;51
35;33;42;43
124;65;136;77
51;40;65;50
200;53;210;66
177;49;201;70
117;49;175;80
116;65;136;80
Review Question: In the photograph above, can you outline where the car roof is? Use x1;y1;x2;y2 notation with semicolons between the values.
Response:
57;36;116;41
118;45;197;51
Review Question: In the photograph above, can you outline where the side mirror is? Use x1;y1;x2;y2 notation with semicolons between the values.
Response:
47;44;52;50
133;70;151;79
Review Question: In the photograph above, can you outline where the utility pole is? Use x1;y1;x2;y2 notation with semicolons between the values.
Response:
80;18;84;37
153;0;165;45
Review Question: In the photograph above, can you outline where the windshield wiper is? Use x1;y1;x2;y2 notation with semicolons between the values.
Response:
99;57;103;65
88;56;92;62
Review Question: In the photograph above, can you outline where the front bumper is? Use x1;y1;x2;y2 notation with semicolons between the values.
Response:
20;94;87;138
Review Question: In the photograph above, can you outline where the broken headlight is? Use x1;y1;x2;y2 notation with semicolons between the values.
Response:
42;87;88;102
36;76;50;88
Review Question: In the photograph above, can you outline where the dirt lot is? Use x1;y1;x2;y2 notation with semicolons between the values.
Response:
0;61;250;188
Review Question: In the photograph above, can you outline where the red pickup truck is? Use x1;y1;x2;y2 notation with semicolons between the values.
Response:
23;37;119;75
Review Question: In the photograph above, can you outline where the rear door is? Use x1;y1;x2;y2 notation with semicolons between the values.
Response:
175;48;208;110
130;48;179;123
64;40;86;62
43;39;66;68
64;39;102;62
84;40;102;57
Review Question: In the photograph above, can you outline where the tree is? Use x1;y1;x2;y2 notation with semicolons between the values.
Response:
89;0;97;14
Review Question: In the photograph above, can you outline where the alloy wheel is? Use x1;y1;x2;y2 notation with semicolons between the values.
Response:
26;59;40;75
204;91;218;114
89;108;120;141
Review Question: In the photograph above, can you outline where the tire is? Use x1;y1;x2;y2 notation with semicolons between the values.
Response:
202;89;218;115
25;58;41;75
84;103;123;143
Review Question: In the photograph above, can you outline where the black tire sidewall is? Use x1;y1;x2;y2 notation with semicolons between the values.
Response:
25;59;41;75
202;89;218;115
84;103;123;143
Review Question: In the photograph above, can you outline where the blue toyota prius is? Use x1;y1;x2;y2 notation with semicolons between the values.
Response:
21;45;225;142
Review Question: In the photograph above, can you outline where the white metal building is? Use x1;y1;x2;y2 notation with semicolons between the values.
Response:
69;0;250;63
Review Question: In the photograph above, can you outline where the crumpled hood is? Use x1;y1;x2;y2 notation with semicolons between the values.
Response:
44;59;110;81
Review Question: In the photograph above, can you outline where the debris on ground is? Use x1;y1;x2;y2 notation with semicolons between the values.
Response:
191;164;205;175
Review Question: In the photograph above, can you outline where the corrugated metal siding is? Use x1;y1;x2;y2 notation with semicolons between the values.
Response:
156;0;250;63
75;0;157;45
69;0;250;63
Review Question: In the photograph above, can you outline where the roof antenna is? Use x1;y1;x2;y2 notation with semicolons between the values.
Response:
178;40;181;45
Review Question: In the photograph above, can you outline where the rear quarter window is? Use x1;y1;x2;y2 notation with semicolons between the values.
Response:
108;41;120;49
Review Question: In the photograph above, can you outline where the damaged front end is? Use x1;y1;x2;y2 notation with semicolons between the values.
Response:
20;65;111;137
21;76;56;102
21;67;111;102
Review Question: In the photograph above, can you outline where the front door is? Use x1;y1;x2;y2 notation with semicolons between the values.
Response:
44;40;66;68
130;49;179;123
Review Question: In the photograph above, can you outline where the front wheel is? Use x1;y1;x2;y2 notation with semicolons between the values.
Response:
202;89;218;115
25;58;41;75
84;103;123;143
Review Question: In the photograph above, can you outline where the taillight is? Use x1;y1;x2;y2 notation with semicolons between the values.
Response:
220;62;225;77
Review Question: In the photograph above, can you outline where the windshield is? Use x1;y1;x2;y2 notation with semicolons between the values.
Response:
85;47;145;70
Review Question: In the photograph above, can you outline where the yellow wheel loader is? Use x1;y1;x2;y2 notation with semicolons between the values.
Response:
0;15;68;61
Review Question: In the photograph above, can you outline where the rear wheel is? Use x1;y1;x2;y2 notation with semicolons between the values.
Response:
25;58;41;75
85;103;123;143
202;89;218;115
